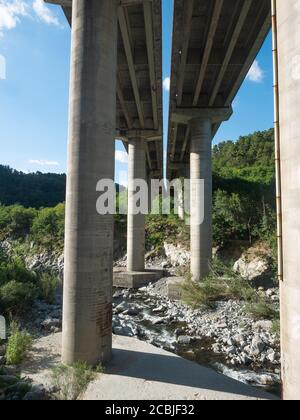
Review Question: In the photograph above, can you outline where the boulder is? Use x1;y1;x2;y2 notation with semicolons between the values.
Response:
163;243;190;267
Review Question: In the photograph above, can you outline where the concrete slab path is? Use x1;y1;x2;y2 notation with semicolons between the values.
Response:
21;333;278;400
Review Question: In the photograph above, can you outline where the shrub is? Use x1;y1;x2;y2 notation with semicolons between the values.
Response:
51;362;99;400
5;322;33;365
146;214;189;251
0;205;36;240
272;319;281;334
0;281;38;315
181;259;256;309
31;204;65;249
244;300;280;321
38;272;59;304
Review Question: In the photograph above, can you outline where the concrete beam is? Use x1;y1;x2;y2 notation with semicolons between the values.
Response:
193;0;224;106
208;0;252;107
143;1;159;130
176;0;194;106
118;7;145;129
172;107;233;125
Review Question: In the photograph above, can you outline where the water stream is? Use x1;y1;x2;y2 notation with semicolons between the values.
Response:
113;289;281;398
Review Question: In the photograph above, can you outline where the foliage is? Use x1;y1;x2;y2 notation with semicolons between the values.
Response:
0;281;38;315
212;129;275;181
31;203;65;249
0;205;37;240
51;362;99;400
212;128;276;248
272;319;281;334
181;259;256;309
0;255;59;315
0;257;37;287
5;321;33;365
244;300;280;321
146;213;189;251
0;165;66;208
38;272;59;304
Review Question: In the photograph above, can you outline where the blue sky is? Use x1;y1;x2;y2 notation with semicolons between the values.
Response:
0;0;274;185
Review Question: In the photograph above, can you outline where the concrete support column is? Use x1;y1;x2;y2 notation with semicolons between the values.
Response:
127;138;146;272
189;118;212;281
276;0;300;400
62;0;118;365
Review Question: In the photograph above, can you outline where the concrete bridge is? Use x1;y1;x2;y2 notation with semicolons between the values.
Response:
46;0;300;400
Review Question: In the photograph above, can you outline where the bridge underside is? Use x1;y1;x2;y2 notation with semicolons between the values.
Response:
167;0;271;179
43;0;300;400
47;0;163;176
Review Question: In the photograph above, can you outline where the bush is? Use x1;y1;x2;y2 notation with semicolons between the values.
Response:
244;300;280;321
181;259;256;309
51;362;99;400
272;319;281;334
38;272;59;304
31;204;65;249
0;258;37;287
5;322;33;365
0;205;36;240
0;281;38;315
146;214;189;251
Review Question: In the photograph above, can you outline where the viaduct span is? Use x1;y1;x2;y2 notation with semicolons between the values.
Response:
46;0;300;400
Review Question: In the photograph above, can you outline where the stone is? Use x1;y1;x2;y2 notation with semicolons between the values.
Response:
226;346;237;355
233;254;270;282
250;336;266;357
113;325;134;337
177;336;193;345
253;321;273;332
41;318;61;331
23;390;46;401
124;307;140;317
163;243;190;267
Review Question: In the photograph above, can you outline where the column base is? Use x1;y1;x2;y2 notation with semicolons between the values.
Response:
113;268;165;289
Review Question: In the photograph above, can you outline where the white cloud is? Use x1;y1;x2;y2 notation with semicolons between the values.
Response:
0;0;61;37
115;150;128;165
0;0;29;36
32;0;60;26
163;76;170;92
28;159;60;166
247;60;264;83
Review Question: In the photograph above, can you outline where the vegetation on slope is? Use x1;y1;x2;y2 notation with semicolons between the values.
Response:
0;129;277;257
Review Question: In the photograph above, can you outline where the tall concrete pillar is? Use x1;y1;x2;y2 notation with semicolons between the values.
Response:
276;0;300;400
63;0;118;365
127;138;146;272
189;118;212;281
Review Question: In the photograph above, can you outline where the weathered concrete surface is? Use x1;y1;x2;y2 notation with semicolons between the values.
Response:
167;277;184;300
21;333;277;401
63;0;117;365
114;268;165;289
276;0;300;401
127;138;146;272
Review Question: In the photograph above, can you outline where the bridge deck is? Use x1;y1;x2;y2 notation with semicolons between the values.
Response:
46;0;163;176
167;0;271;178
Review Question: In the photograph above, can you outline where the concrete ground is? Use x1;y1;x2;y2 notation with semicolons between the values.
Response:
21;333;278;400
